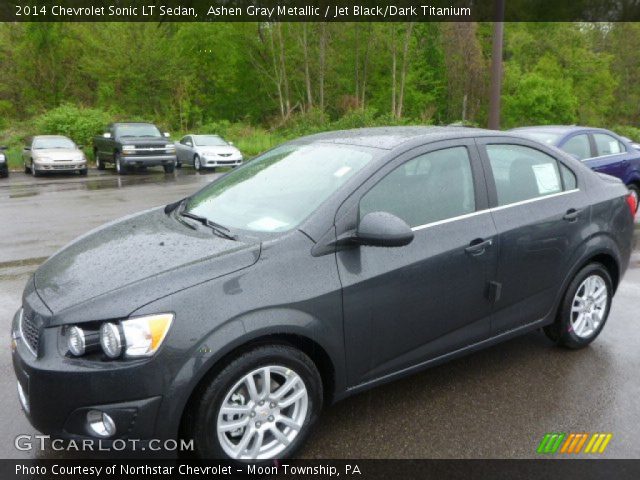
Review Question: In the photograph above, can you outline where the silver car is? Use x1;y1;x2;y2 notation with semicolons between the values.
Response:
23;135;88;176
175;134;243;171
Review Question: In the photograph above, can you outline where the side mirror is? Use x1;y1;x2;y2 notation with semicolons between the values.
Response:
355;211;414;247
103;132;111;139
228;141;234;146
164;132;170;138
24;146;31;151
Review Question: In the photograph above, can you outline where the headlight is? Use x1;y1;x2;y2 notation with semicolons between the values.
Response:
121;313;173;357
36;156;51;163
100;323;123;358
122;145;136;153
165;144;176;152
97;314;173;359
0;154;5;162
67;326;86;356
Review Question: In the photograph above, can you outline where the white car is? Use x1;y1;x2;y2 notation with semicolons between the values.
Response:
23;135;87;176
175;134;243;171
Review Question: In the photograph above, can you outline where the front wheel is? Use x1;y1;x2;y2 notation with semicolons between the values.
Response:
187;345;322;461
194;155;202;171
115;153;127;175
544;263;613;349
163;163;175;174
95;152;105;170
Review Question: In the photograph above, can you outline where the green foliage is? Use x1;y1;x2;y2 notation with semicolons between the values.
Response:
34;104;111;146
612;126;640;142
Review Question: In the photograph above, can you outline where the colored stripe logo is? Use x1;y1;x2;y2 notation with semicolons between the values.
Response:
537;433;612;454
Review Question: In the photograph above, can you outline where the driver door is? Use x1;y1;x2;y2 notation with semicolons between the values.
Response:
336;140;498;387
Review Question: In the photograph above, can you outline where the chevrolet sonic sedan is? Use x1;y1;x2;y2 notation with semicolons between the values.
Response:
511;125;640;207
11;127;636;461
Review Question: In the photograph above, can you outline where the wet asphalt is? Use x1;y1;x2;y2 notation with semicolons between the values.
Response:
0;168;639;459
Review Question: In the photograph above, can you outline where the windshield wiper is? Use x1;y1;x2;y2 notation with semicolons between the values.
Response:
180;211;237;241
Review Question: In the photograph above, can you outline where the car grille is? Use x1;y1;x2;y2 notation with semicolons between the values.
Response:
20;309;40;356
219;153;232;157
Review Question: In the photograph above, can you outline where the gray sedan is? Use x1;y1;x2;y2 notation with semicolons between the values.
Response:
23;135;87;176
175;134;243;171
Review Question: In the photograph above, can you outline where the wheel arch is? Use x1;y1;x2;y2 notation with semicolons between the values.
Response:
175;328;338;441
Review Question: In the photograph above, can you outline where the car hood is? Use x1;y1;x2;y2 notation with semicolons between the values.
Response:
34;207;261;325
33;148;83;159
196;146;240;156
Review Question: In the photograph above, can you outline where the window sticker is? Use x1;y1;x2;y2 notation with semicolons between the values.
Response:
531;163;561;194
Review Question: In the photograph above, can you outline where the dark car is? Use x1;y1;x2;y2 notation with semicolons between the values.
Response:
12;127;636;461
511;126;640;206
93;122;177;175
0;145;8;177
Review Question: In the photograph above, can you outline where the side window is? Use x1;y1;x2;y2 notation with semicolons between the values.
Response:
360;146;475;228
560;163;577;190
593;133;625;156
486;144;563;206
561;134;591;160
180;136;191;145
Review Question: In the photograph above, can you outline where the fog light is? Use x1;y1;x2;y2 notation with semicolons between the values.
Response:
100;323;122;358
67;326;86;356
86;410;116;438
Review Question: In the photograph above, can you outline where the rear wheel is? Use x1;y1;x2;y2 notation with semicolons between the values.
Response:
95;152;105;170
187;345;322;461
544;263;613;349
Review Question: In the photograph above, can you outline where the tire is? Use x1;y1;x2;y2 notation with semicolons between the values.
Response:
628;184;639;213
115;153;127;175
79;168;88;176
32;162;41;177
163;163;175;174
95;152;105;170
24;164;30;174
194;155;202;171
176;161;182;169
187;345;323;461
544;263;613;349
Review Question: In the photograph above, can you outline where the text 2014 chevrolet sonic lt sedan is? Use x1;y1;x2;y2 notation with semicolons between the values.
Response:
11;127;636;460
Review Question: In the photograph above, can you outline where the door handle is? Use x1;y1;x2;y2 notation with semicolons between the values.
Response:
563;208;581;222
465;238;493;256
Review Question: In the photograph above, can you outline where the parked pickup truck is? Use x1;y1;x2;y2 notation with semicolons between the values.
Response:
93;122;177;175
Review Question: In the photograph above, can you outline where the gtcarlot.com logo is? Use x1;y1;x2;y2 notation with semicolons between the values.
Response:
537;432;613;454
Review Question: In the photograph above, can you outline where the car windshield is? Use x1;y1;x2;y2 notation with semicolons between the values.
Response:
194;135;228;147
33;137;75;149
115;124;162;138
514;130;562;145
185;144;374;232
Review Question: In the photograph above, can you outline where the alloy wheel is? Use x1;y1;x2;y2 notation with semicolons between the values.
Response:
570;274;608;339
194;156;201;171
216;365;308;460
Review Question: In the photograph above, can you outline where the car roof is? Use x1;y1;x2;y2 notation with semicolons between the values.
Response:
511;125;616;135
293;126;517;150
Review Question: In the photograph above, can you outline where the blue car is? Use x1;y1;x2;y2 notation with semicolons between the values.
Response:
512;126;640;207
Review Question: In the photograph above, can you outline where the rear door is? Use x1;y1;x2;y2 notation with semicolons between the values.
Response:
586;131;631;180
337;139;499;386
476;137;591;334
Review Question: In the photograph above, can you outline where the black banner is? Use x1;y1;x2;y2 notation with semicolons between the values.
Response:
2;459;640;480
1;0;640;22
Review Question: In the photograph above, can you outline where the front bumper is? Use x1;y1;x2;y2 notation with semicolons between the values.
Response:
201;156;242;168
121;154;177;167
35;162;87;172
11;308;168;440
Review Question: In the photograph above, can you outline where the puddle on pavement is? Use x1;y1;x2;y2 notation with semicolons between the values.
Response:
3;169;216;198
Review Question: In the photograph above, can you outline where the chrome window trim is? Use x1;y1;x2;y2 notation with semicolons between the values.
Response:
18;308;38;357
411;189;580;232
